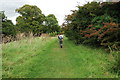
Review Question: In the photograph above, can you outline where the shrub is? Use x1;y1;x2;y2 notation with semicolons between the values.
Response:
49;31;58;37
80;22;120;51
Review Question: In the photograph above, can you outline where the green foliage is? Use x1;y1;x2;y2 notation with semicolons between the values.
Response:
16;4;45;35
64;2;120;50
49;31;58;37
81;22;120;50
43;14;60;33
1;12;17;37
2;20;17;37
16;5;60;36
63;2;101;44
92;14;112;28
101;2;120;24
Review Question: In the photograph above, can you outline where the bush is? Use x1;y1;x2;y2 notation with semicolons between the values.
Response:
49;31;58;37
80;22;120;51
63;2;120;50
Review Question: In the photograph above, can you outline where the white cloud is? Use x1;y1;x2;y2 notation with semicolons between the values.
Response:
27;0;91;25
7;14;19;24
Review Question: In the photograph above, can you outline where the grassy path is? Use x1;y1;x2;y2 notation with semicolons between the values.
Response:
2;37;116;78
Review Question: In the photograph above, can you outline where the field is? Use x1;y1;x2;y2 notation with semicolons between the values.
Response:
2;37;117;78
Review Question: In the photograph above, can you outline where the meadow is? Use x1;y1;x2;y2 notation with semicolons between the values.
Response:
2;37;117;78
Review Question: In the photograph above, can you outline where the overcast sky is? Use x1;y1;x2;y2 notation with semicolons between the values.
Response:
0;0;106;25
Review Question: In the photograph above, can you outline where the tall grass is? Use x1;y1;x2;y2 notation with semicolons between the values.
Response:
2;37;53;78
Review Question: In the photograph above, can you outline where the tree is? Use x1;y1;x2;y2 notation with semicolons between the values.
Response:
1;11;16;37
16;4;45;36
43;14;60;33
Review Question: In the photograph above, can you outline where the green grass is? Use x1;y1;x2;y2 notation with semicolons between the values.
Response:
2;37;117;78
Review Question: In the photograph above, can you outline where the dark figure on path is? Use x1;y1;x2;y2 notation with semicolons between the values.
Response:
58;33;63;48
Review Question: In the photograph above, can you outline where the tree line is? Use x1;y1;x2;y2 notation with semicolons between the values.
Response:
1;4;60;43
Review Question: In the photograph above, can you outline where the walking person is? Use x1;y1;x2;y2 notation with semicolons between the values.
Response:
58;33;63;48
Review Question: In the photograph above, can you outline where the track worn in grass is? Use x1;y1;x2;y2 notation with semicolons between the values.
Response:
2;37;116;78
